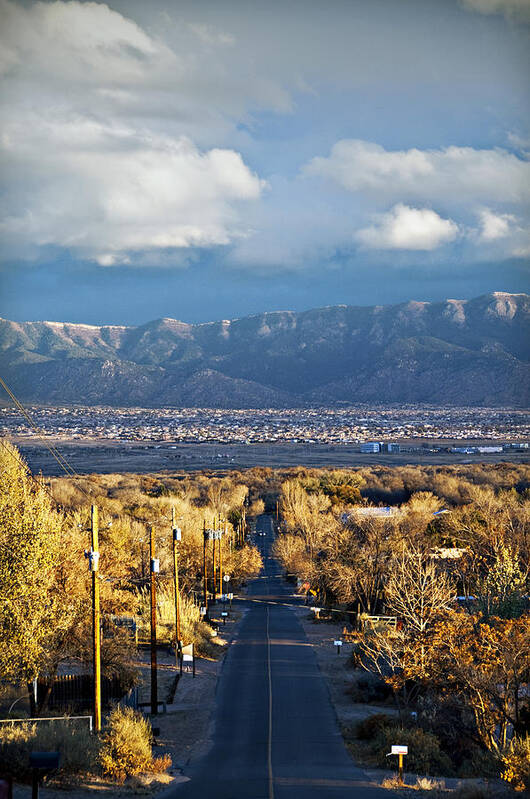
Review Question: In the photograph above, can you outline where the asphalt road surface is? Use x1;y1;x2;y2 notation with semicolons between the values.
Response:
173;515;390;799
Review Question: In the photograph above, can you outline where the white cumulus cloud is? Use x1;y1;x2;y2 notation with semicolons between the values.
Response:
478;208;516;240
355;204;459;251
0;121;264;262
0;0;265;264
304;139;530;206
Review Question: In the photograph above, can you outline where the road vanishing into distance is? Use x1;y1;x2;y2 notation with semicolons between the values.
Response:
174;515;390;799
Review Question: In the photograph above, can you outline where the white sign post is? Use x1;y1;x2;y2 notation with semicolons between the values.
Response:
181;643;195;678
334;639;343;655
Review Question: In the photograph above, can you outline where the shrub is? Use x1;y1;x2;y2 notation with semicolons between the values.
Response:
136;587;220;658
348;673;393;703
373;726;454;776
0;723;34;779
99;706;171;783
415;776;445;791
458;746;501;779
0;720;98;779
381;775;405;789
501;735;530;792
356;713;395;741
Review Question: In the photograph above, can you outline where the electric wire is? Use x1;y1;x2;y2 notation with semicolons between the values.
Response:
0;438;59;508
0;374;93;501
0;374;79;477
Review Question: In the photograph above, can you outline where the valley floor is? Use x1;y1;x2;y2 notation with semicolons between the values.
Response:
9;438;530;476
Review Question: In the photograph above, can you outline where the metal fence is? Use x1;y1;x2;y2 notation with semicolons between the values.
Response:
36;674;129;711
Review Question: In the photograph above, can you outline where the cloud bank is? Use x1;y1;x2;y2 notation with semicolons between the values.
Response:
0;0;528;271
304;140;530;206
303;140;529;257
0;0;264;264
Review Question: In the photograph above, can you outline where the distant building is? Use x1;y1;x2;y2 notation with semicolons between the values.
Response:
360;441;380;453
385;443;400;453
476;446;503;454
430;547;467;560
342;506;401;522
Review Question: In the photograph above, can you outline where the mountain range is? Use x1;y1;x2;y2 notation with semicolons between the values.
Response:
0;292;528;408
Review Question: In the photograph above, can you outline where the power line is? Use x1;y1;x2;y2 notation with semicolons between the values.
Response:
0;377;154;548
0;375;93;501
0;439;60;508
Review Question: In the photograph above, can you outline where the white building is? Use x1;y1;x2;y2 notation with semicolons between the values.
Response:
360;442;380;453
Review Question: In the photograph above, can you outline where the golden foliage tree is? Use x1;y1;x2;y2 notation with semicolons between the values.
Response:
0;442;62;684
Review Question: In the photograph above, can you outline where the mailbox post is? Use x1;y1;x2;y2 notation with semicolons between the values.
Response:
387;745;408;784
30;752;60;799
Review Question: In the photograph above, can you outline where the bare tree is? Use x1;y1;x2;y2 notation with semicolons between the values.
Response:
385;548;454;636
357;548;454;716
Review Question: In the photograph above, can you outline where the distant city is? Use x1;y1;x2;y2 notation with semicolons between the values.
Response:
2;405;529;454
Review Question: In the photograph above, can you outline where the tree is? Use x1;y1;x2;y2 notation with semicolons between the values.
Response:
357;549;454;716
318;471;364;506
0;443;62;685
280;479;331;560
322;518;394;613
431;612;530;752
476;544;527;619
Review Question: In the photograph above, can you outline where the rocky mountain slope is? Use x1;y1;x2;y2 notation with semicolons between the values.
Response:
0;292;528;407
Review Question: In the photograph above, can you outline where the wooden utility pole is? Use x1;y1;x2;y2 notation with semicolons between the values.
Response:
150;525;158;716
203;521;208;615
90;505;101;733
212;519;217;605
218;521;224;595
171;508;181;662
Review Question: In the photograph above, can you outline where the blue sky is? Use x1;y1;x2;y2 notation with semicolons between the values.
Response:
0;0;529;325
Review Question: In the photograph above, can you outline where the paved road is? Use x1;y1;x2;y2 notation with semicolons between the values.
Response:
174;515;389;799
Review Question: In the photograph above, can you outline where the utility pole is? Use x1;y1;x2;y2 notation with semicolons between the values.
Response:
218;520;224;596
150;525;158;716
212;519;217;605
171;508;181;663
203;520;208;616
90;505;101;733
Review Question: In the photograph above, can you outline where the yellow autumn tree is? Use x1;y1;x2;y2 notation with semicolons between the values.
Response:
0;442;62;685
